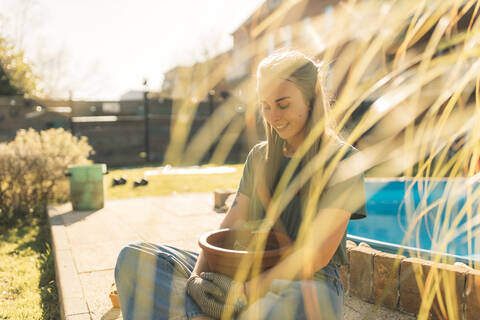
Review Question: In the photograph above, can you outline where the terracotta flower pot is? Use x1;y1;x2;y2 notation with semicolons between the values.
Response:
109;293;120;308
109;283;120;308
199;228;292;280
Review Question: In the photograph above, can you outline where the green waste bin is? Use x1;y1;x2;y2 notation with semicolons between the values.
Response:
67;163;107;211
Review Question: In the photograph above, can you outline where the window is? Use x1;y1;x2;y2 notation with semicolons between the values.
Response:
268;0;280;10
268;34;275;54
283;25;291;47
102;102;121;114
303;16;311;40
324;5;334;30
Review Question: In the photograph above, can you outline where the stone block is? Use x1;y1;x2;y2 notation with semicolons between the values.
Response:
341;240;355;295
214;189;235;209
399;257;432;315
224;193;236;210
346;240;357;249
424;262;466;320
399;258;466;319
465;269;480;320
55;249;84;300
349;245;378;302
50;221;71;251
373;251;405;310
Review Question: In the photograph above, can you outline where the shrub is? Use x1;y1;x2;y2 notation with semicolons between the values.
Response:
0;128;93;226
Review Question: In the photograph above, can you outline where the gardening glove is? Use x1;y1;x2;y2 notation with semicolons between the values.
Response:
201;272;247;315
186;274;226;318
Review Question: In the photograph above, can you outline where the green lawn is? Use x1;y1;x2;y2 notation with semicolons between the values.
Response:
106;164;243;199
0;216;59;320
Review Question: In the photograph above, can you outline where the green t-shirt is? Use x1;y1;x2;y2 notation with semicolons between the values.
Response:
237;140;367;267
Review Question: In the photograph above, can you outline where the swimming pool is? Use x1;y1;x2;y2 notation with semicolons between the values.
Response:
346;178;480;264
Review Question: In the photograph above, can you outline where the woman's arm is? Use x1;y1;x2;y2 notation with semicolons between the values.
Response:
191;192;250;275
245;207;351;300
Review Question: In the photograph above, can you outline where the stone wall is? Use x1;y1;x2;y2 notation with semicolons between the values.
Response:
343;240;480;320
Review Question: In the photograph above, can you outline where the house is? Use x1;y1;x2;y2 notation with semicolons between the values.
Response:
160;50;232;102
161;65;195;100
224;0;342;145
0;64;70;141
226;0;339;88
160;0;339;103
120;90;145;101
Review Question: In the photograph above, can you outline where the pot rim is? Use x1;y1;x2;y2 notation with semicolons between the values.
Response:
199;228;291;257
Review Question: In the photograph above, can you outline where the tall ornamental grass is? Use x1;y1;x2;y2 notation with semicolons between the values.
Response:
158;0;480;319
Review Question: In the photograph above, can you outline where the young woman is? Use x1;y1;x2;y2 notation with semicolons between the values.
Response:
115;50;366;320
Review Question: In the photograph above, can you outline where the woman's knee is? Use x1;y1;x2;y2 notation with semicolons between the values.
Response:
115;242;178;279
115;242;140;283
115;242;157;280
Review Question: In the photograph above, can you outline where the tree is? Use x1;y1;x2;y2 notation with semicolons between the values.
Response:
0;36;40;97
0;63;20;95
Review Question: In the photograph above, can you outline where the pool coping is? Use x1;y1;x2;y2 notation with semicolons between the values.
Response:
347;234;480;266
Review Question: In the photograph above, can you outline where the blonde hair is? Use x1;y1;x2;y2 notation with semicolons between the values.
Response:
256;50;332;200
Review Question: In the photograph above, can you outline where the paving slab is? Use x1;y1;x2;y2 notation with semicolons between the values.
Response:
344;295;415;320
72;240;136;273
49;193;415;320
79;270;119;320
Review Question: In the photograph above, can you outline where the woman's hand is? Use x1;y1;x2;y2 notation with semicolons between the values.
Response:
187;273;246;319
200;272;247;316
186;274;226;318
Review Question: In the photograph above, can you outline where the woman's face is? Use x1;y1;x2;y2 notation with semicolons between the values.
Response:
259;79;310;150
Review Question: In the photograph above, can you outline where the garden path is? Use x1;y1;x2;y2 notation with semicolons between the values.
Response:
48;193;414;320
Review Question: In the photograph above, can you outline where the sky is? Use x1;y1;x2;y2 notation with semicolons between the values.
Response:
0;0;264;100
